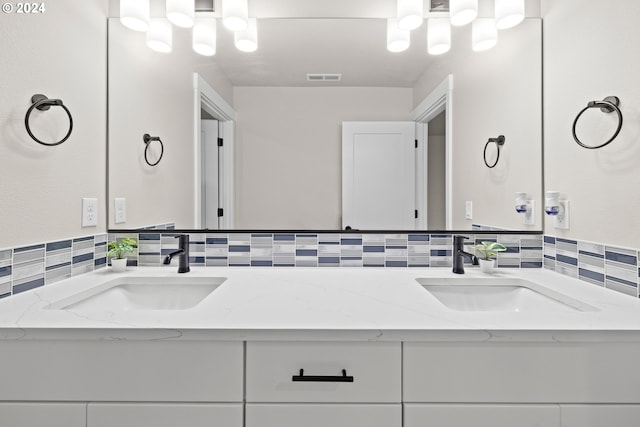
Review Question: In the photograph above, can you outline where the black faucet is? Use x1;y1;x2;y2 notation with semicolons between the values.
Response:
163;234;190;273
452;235;478;274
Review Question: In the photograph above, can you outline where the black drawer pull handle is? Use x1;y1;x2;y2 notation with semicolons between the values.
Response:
292;369;354;383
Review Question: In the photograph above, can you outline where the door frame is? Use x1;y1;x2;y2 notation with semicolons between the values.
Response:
411;74;453;229
193;73;236;229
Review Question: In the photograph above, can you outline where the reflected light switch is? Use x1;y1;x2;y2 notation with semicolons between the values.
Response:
114;197;126;224
465;201;473;220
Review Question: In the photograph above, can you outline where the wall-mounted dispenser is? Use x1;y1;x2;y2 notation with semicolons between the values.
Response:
515;192;534;225
545;191;569;229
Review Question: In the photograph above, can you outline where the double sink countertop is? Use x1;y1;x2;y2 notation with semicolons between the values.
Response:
1;266;640;342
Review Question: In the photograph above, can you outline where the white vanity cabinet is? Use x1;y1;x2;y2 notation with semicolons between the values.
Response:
404;404;560;427
245;341;402;427
87;403;243;427
0;403;86;427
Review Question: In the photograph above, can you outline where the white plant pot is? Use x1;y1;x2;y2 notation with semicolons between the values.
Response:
111;258;127;272
479;259;495;274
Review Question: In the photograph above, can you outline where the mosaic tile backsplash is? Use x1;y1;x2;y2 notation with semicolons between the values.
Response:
0;234;107;299
544;236;640;298
2;230;637;302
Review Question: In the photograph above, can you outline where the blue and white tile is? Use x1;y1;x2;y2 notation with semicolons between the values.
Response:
318;234;340;267
206;235;228;266
604;245;638;297
295;234;318;267
554;238;578;278
45;240;72;284
340;235;363;267
273;234;295;266
250;234;273;267
0;249;12;298
430;234;453;267
12;244;45;294
94;233;107;268
228;233;251;267
362;234;385;267
577;240;605;287
72;236;95;276
408;234;429;267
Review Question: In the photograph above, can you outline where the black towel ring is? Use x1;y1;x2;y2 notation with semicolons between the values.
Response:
572;96;623;150
24;94;73;146
483;135;505;168
143;134;164;166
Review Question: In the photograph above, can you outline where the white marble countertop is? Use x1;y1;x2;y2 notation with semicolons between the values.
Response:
1;266;640;342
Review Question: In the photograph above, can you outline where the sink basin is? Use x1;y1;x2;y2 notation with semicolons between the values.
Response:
48;276;226;311
416;278;597;312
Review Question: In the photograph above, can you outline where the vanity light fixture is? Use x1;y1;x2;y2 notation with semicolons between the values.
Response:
472;18;498;51
515;192;534;226
120;0;150;32
192;18;216;56
397;0;424;31
544;191;569;230
427;17;451;55
495;0;525;30
146;19;173;53
234;18;258;52
166;0;195;28
450;0;478;26
387;18;411;52
222;0;249;32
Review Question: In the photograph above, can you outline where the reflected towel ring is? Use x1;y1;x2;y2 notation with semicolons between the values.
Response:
483;135;505;168
24;94;73;146
572;96;623;149
143;134;164;166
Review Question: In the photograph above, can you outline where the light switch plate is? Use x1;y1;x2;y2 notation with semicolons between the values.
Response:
82;198;98;227
465;201;473;220
114;197;126;224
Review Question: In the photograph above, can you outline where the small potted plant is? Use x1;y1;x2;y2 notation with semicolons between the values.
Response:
473;241;507;274
107;237;137;272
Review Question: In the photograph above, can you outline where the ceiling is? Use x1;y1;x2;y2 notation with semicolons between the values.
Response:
109;0;540;87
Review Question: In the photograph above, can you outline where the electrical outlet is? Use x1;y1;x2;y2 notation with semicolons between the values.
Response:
554;200;570;229
82;198;98;227
465;201;473;220
114;197;126;224
523;200;535;226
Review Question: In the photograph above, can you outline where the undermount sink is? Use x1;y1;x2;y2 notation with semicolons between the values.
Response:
48;276;226;312
416;278;597;313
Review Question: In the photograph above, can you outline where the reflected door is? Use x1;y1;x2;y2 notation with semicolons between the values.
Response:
342;122;416;230
201;119;220;229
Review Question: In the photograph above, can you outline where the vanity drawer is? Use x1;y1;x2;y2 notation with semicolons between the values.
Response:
246;341;401;403
0;340;243;402
246;403;401;427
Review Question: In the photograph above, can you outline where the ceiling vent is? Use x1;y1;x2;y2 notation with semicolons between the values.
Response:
306;74;342;82
430;0;450;12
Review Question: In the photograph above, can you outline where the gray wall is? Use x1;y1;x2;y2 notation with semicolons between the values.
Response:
541;0;640;248
0;0;107;248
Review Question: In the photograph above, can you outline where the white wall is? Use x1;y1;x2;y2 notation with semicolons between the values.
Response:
413;19;543;230
108;19;234;229
542;0;640;248
0;0;107;248
233;87;413;229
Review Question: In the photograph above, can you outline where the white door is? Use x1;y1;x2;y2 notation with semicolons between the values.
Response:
342;121;416;230
201;119;219;229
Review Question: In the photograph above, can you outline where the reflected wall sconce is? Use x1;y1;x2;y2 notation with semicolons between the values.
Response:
515;192;534;225
193;17;217;56
495;0;525;29
25;94;74;146
398;0;424;30
387;18;411;52
472;18;498;51
450;0;478;26
120;0;150;32
222;0;249;32
427;17;451;55
483;135;505;168
143;133;164;167
234;18;258;52
166;0;195;28
146;19;173;53
545;191;569;229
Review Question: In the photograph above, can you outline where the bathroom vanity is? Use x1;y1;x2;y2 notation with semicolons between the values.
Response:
1;267;640;427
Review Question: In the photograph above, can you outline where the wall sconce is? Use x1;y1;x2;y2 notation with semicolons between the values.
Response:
397;0;424;31
387;18;411;52
120;0;150;32
545;191;570;229
515;192;534;225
